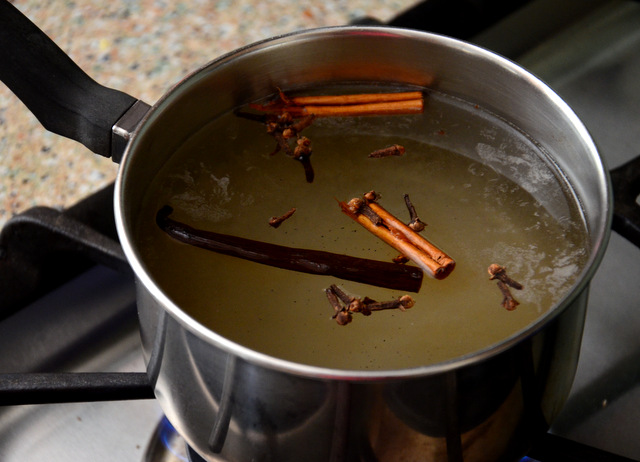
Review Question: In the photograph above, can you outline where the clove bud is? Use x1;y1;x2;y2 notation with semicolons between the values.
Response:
325;284;414;325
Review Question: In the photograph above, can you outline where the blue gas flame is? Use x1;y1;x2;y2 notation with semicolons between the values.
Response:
158;416;189;461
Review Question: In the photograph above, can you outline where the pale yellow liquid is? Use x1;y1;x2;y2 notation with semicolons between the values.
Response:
136;90;588;370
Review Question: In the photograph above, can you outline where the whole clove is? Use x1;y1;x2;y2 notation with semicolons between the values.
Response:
293;136;315;182
403;193;427;232
325;287;352;325
368;144;406;158
236;106;316;183
269;207;296;228
325;284;415;325
488;264;523;310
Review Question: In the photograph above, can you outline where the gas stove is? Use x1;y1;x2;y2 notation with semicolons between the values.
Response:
2;0;640;461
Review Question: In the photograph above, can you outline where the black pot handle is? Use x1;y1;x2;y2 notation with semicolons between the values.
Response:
0;372;154;405
611;155;640;248
0;0;138;159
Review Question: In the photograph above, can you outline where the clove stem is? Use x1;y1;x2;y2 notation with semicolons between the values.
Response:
497;281;520;311
403;193;426;232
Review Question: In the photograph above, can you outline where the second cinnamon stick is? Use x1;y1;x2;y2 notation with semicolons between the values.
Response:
338;194;455;280
366;200;455;272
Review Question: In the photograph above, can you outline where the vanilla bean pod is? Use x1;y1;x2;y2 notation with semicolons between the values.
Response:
157;206;423;292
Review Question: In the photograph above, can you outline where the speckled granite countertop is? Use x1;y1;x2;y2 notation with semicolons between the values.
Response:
0;0;417;228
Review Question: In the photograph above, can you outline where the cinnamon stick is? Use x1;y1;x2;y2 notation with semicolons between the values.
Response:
250;90;424;117
288;91;423;106
157;206;423;292
338;193;455;280
366;200;454;271
251;99;424;117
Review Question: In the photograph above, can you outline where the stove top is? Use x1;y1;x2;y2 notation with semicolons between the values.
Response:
1;0;640;460
512;1;640;456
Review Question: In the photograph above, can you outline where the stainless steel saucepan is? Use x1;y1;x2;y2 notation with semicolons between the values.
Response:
0;2;612;460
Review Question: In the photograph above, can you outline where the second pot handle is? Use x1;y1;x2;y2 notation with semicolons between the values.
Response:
611;155;640;248
0;0;139;159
